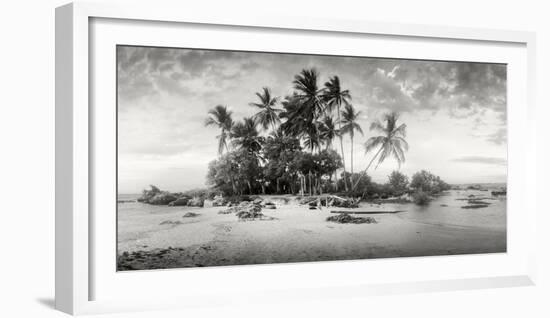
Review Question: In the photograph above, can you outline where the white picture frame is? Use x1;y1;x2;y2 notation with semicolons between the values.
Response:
55;1;537;315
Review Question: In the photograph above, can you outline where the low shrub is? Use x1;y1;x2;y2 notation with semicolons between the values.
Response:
412;191;431;206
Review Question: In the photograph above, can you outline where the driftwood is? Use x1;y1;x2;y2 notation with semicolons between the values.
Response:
330;210;405;214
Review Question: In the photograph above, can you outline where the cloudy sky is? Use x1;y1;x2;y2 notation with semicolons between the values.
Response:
117;45;507;194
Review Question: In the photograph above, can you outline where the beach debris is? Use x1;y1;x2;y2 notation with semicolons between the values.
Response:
159;220;183;225
370;197;411;204
300;195;359;208
329;210;404;214
326;213;377;224
182;212;200;218
491;190;507;196
461;204;490;209
299;197;316;205
440;204;448;207
467;199;491;205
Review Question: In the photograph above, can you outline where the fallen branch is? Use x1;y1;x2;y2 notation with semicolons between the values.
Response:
330;210;405;214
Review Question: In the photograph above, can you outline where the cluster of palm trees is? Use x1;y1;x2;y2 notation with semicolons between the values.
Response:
205;68;408;195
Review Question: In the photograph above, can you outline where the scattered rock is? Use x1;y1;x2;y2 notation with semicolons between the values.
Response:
326;213;377;224
168;197;190;206
440;204;448;207
149;192;178;205
212;195;227;207
264;205;276;209
187;197;204;207
236;210;264;220
159;220;183;225
182;212;200;218
231;201;270;220
461;204;490;209
137;185;161;203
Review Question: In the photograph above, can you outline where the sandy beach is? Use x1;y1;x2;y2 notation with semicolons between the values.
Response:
117;190;506;271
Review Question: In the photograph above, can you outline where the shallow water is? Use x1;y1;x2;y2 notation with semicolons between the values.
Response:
359;189;506;231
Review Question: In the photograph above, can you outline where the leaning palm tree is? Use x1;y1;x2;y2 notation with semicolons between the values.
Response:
351;112;408;191
249;87;281;132
323;76;351;190
340;104;363;187
204;105;234;155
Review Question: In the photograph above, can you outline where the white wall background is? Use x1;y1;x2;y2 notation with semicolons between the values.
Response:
0;0;548;317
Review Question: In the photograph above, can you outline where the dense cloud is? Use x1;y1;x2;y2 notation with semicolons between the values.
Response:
118;46;506;125
117;46;507;191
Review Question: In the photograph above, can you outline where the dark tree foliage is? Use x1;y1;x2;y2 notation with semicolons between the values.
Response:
410;170;451;194
387;170;409;195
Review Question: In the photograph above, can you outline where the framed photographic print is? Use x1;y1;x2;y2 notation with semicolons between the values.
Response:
56;1;537;315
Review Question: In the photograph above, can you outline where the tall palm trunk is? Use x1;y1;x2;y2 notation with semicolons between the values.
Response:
349;133;354;189
225;143;237;195
246;180;252;194
308;171;312;196
337;105;349;191
326;143;338;193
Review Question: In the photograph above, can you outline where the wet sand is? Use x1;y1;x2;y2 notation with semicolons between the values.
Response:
117;195;506;271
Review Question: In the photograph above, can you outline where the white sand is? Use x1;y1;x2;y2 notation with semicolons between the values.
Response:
117;195;506;270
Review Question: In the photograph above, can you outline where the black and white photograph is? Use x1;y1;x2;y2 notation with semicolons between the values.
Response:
116;45;507;271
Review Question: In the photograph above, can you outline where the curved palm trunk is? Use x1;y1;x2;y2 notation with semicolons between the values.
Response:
336;105;349;191
351;145;384;191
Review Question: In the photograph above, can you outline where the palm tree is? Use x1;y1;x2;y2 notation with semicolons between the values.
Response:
340;104;363;187
204;105;234;155
291;69;327;195
323;76;351;190
249;87;281;132
319;116;340;191
351;112;408;191
230;117;264;154
319;116;338;150
292;68;325;119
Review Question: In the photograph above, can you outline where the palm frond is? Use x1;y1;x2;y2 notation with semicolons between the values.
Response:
364;136;386;153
